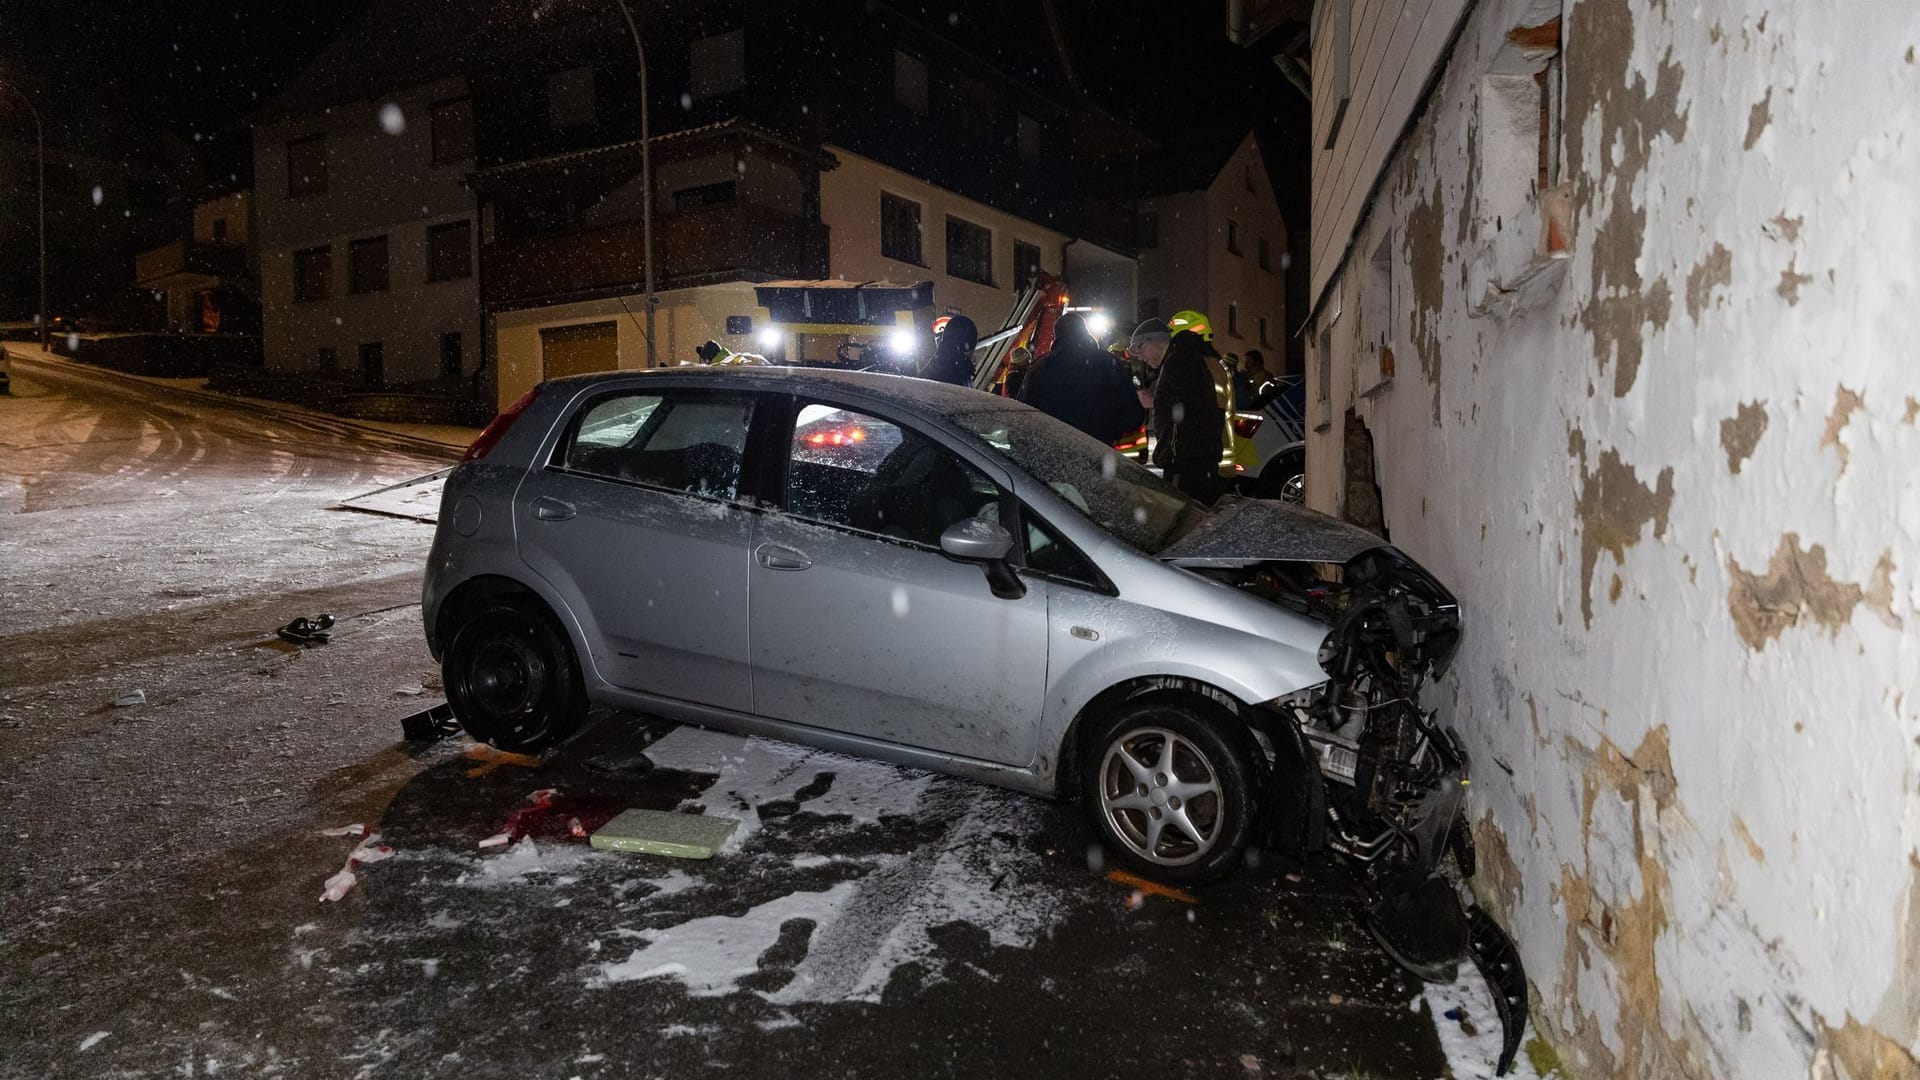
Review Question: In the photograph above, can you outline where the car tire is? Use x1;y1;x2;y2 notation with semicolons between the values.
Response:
1081;696;1259;885
442;598;586;754
1258;448;1305;503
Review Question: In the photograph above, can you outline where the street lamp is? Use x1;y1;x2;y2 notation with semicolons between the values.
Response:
1;79;46;352
610;1;656;367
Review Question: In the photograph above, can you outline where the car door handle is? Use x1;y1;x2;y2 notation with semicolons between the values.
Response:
531;496;575;521
755;543;812;571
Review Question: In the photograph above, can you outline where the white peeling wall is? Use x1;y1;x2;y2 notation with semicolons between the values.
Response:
1305;1;1920;1076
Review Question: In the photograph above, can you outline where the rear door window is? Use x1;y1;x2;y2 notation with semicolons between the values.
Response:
784;402;1000;547
560;390;756;500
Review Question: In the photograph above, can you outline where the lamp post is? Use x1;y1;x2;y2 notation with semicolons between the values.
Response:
2;80;45;352
611;1;656;367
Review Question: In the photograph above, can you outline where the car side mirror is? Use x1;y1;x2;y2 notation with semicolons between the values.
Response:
939;519;1014;562
938;520;1026;599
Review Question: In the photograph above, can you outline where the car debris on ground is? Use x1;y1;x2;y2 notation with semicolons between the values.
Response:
275;613;334;646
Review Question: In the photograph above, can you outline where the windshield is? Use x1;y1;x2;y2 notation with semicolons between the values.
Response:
951;405;1204;555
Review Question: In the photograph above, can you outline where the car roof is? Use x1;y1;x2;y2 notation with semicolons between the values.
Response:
544;366;1021;424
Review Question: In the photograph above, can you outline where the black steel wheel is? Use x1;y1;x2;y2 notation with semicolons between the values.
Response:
1080;696;1259;885
442;598;585;753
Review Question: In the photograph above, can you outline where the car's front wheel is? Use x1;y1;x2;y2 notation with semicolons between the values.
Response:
1081;697;1258;885
442;598;586;753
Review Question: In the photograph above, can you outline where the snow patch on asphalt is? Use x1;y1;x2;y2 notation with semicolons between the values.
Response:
597;881;861;995
457;837;595;885
774;786;1058;1004
1420;964;1548;1078
639;726;932;854
591;743;1060;1006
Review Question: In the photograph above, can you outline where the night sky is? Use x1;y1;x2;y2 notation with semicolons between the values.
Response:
0;0;1305;227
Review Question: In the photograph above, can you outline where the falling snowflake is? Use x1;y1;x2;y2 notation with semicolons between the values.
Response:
890;586;910;618
1133;506;1149;525
379;102;406;135
679;93;693;110
1102;453;1118;479
66;333;80;351
89;186;102;207
947;11;959;24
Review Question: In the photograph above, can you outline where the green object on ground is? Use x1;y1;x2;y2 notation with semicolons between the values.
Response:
589;809;739;860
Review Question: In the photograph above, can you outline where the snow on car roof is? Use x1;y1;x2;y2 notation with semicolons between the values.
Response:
545;366;1023;422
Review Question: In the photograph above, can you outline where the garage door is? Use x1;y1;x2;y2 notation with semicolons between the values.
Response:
540;321;619;379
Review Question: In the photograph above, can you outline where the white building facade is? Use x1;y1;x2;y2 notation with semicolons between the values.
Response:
254;76;483;392
1135;133;1287;363
1305;1;1920;1077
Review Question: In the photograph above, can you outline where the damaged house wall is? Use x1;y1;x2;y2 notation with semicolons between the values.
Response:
1304;1;1920;1076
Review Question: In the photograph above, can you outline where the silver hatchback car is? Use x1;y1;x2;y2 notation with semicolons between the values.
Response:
424;367;1463;885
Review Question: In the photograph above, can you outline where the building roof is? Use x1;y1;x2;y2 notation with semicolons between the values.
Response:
467;118;837;185
252;0;608;124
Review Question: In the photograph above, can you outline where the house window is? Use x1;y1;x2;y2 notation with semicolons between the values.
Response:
293;246;330;302
945;216;993;286
1365;232;1395;387
691;30;745;99
431;97;474;164
1322;0;1352;150
1258;236;1271;271
211;218;228;243
894;51;928;116
1227;219;1242;255
1016;112;1041;164
673;181;737;212
938;75;998;144
1013;240;1042;294
427;220;471;282
287;134;326;197
1138;206;1159;249
316;346;337;374
348;236;389;294
1259;316;1270;346
548;66;596;130
358;341;385;389
1539;50;1564;189
440;331;464;379
1137;295;1159;323
880;193;923;265
1314;327;1332;430
1227;302;1240;337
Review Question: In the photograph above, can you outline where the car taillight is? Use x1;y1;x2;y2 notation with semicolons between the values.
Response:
1113;427;1147;452
806;427;867;447
1231;414;1264;439
462;385;542;462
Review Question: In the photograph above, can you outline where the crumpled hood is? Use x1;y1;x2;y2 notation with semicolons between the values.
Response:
1157;496;1389;566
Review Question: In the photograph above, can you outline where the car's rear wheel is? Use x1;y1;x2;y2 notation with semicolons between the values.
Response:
1081;697;1258;885
442;598;585;753
1258;448;1305;503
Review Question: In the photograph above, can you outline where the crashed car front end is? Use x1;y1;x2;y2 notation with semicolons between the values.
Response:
1160;498;1529;1075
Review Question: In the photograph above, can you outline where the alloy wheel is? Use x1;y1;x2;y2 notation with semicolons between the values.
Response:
1097;726;1225;866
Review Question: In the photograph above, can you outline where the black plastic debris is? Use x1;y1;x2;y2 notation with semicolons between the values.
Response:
400;701;460;741
1466;904;1530;1076
276;613;335;646
1365;875;1467;983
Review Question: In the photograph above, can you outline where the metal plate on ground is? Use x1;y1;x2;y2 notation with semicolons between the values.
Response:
335;468;452;522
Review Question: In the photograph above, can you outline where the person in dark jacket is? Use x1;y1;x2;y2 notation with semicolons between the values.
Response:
1130;318;1224;503
1018;313;1144;446
924;315;978;385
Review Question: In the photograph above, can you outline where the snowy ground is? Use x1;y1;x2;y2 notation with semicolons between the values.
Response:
0;365;1526;1078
